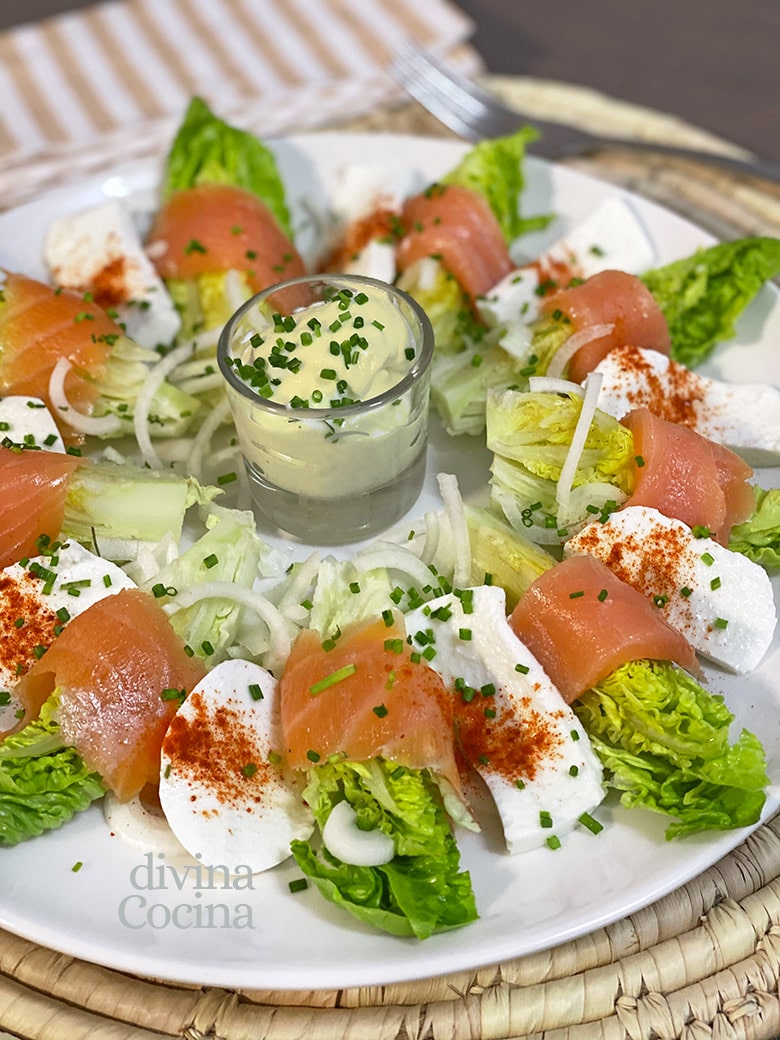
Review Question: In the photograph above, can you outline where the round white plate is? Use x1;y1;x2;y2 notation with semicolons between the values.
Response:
0;133;777;991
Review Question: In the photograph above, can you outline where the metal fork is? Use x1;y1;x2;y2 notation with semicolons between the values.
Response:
389;42;780;182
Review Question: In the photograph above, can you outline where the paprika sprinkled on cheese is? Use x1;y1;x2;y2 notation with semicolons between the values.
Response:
455;683;566;785
164;691;276;816
0;571;61;677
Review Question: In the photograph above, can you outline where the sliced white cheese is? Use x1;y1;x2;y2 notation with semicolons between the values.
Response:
478;197;656;329
44;198;180;350
329;164;425;226
564;505;777;674
542;197;656;281
405;585;604;853
0;397;64;452
159;659;313;873
342;238;397;282
0;541;135;726
594;345;780;466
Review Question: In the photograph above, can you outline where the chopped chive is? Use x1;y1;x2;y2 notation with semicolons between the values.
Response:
241;763;258;777
546;835;562;850
713;617;729;629
539;810;553;829
288;878;308;893
249;683;264;701
373;703;389;718
309;663;357;695
578;812;604;834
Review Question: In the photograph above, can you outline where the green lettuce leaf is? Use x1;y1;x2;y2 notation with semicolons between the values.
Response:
728;486;780;569
465;504;556;610
291;758;477;939
161;96;292;236
641;236;780;367
441;127;551;243
0;695;104;846
574;660;767;839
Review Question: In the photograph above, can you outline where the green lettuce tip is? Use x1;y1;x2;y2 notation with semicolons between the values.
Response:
641;236;780;368
574;660;767;840
291;758;477;939
442;127;551;243
162;95;292;237
0;694;104;846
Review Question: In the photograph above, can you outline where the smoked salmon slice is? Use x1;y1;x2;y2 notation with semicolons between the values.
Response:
0;445;82;569
280;614;463;796
621;408;754;544
396;183;514;300
0;270;118;412
12;588;206;801
509;555;699;704
541;269;671;383
145;183;306;300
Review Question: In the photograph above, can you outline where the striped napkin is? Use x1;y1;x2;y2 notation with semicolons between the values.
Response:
0;0;478;208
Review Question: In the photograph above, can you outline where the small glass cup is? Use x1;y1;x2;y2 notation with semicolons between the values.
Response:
217;274;434;544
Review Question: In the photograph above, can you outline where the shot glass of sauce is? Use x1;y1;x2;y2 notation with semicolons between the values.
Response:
217;274;434;544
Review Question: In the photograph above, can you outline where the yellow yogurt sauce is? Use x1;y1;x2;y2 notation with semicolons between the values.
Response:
223;281;431;501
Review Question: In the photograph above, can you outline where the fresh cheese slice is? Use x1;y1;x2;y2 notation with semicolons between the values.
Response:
405;585;604;853
159;659;314;873
326;165;426;282
594;345;780;466
0;396;64;452
477;197;656;328
0;540;135;726
564;505;777;673
44;198;181;350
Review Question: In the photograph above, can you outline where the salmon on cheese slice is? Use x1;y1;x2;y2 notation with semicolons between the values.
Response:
621;407;755;544
509;555;699;704
145;183;306;304
0;445;82;568
12;588;206;801
0;270;118;413
540;269;671;383
396;183;514;300
279;614;464;799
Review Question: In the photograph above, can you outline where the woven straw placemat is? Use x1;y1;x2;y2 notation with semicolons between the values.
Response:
1;79;779;1040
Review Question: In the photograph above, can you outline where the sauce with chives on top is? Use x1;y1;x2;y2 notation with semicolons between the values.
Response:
227;285;417;409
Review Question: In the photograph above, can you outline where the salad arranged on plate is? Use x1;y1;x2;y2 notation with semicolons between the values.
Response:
0;98;779;942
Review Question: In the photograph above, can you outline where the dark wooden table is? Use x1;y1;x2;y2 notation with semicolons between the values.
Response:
1;0;778;160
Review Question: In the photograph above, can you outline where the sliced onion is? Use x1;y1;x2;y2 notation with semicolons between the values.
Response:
437;472;471;590
528;375;585;397
162;581;295;671
415;256;440;292
48;358;122;436
419;509;441;565
546;322;614;379
556;372;604;520
276;550;321;619
322;801;394;866
133;341;195;469
352;542;435;589
186;395;232;480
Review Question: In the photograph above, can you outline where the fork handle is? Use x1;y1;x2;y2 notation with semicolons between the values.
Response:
570;135;780;183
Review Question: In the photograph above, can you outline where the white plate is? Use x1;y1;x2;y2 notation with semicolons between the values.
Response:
0;133;778;991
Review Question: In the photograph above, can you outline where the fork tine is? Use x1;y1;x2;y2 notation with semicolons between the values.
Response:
388;42;533;141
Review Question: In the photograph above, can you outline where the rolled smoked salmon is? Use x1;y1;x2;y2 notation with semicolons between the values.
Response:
509;555;699;704
0;270;118;412
396;184;513;301
541;270;671;383
12;588;206;801
621;408;754;544
0;445;82;569
146;183;306;303
280;614;463;796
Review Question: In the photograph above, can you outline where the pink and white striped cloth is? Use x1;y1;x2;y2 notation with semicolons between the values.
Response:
0;0;479;207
